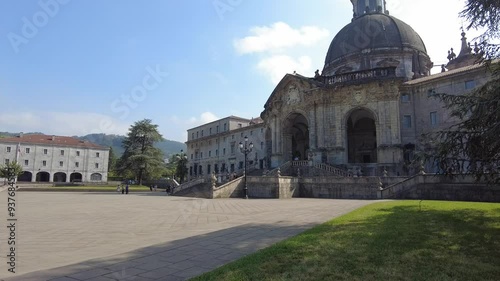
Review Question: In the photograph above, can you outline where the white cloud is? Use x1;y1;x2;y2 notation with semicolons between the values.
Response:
234;22;330;54
170;112;219;127
257;55;313;84
0;111;129;136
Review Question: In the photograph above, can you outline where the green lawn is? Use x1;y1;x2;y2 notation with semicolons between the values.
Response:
193;201;500;281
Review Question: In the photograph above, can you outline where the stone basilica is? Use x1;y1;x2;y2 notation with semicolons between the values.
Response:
186;0;494;179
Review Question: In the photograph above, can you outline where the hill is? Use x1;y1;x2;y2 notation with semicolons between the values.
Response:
0;132;186;157
77;134;186;157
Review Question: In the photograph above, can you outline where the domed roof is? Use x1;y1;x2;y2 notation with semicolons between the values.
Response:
324;13;428;69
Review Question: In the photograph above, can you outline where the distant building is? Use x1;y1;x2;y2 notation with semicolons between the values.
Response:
0;134;109;183
186;116;266;180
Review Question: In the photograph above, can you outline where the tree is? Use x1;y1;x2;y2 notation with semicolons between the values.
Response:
117;119;165;185
175;151;188;183
460;0;500;62
0;162;23;181
423;0;500;183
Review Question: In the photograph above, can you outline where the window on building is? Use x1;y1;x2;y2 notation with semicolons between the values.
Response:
207;164;211;174
60;150;64;156
42;160;47;166
6;147;11;153
5;159;10;165
209;151;211;157
430;112;438;126
261;128;264;133
239;161;243;169
427;88;435;97
238;123;242;128
216;149;219;156
224;123;227;131
210;128;212;134
95;163;99;169
240;132;243;137
44;149;48;155
230;163;235;172
465;80;476;90
201;130;204;137
216;125;219;133
192;133;194;140
75;162;79;168
197;131;199;138
401;93;410;102
76;151;80;156
223;148;226;155
24;160;28;166
214;164;219;173
232;135;234;140
261;142;264;150
250;130;253;135
201;152;203;159
25;148;30;154
195;152;199;159
230;143;235;154
403;115;412;128
59;161;64;167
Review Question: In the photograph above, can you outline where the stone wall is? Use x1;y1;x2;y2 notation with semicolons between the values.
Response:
213;177;244;199
392;175;500;202
300;177;380;199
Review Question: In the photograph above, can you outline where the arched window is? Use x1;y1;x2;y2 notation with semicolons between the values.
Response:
90;173;102;181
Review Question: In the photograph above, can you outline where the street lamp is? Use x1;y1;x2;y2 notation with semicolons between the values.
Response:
239;136;253;199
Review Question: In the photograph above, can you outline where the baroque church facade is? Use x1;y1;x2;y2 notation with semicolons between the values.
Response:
186;0;494;178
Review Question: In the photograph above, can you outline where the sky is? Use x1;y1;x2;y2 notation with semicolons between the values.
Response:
0;0;482;142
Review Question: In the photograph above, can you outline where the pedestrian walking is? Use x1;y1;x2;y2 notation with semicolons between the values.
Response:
125;184;129;194
149;185;153;192
154;185;157;192
116;184;121;193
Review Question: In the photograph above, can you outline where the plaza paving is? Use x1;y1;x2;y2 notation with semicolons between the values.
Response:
0;191;375;280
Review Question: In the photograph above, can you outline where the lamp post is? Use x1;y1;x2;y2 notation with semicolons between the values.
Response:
239;136;253;199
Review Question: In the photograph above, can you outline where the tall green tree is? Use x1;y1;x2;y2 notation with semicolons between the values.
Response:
118;119;165;185
175;151;188;183
423;0;500;183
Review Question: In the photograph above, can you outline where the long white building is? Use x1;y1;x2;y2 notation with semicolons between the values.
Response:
0;134;109;183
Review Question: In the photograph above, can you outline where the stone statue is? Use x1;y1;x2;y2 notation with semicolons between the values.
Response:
211;172;217;188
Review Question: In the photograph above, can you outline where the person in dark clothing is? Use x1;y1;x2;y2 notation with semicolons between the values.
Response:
125;184;129;194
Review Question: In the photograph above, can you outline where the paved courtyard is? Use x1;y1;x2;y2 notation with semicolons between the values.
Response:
0;191;375;280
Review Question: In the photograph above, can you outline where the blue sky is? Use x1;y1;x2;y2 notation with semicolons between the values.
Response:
0;0;479;142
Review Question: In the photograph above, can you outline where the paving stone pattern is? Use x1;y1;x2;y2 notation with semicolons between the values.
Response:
0;192;375;280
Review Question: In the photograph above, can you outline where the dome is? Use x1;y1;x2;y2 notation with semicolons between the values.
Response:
323;13;428;74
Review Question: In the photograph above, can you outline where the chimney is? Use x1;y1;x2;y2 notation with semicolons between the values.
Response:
51;135;56;141
18;132;24;138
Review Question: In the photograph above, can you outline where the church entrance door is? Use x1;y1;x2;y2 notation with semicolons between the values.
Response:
347;109;377;163
283;113;309;161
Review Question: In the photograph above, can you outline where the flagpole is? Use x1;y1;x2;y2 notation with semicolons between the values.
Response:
15;143;20;164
